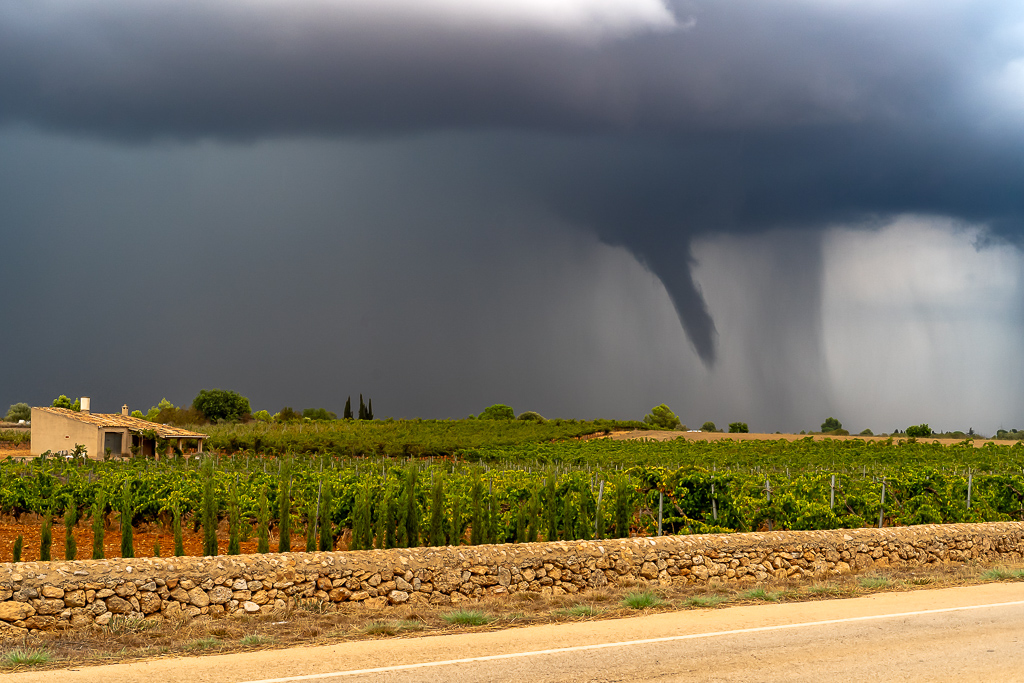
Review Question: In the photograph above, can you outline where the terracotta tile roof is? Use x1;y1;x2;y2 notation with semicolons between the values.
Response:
33;407;208;439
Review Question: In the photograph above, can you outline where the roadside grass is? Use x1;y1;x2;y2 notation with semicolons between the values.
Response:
858;575;893;590
552;603;603;618
12;560;1024;672
739;587;783;602
622;590;666;609
441;609;491;626
685;594;730;609
981;566;1024;581
239;634;276;647
0;648;53;668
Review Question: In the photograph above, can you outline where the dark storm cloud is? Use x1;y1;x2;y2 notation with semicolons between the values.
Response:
3;0;1024;366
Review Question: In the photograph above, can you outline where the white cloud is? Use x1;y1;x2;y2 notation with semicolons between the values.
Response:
237;0;679;39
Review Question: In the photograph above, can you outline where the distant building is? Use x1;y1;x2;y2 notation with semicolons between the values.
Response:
30;400;207;458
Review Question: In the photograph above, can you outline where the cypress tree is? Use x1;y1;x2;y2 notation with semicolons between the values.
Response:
227;476;241;555
201;457;218;556
404;467;419;548
358;394;367;420
351;485;370;550
153;540;161;557
428;475;445;547
91;494;105;559
173;500;185;556
120;480;134;558
470;474;483;545
515;501;527;543
277;457;292;552
448;490;463;546
594;484;606;540
12;535;22;563
525;487;541;543
256;487;270;554
319;483;333;551
373;484;387;549
544;474;558;541
613;475;632;539
578;485;595;541
305;496;317;552
64;502;77;560
483;487;496;545
561;492;574;541
367;399;373;420
40;509;53;561
386;493;400;549
343;396;353;420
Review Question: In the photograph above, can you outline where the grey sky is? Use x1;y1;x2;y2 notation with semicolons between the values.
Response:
2;0;1023;432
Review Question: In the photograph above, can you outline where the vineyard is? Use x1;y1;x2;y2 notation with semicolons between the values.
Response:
3;425;1024;563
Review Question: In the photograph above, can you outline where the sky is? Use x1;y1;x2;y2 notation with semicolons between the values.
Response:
2;0;1024;434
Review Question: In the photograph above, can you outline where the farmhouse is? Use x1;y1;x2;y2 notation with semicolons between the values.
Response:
30;401;207;458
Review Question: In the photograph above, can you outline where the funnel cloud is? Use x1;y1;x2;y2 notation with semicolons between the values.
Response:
1;0;1023;430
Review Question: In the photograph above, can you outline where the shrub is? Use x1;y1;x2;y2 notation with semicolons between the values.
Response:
479;404;515;420
859;428;874;436
275;407;301;422
701;422;717;432
4;403;30;422
253;410;272;422
193;389;251;422
643;404;682;430
728;422;749;433
12;535;22;563
517;411;546;423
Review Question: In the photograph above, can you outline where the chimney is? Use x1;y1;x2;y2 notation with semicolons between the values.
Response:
80;397;91;414
122;404;129;416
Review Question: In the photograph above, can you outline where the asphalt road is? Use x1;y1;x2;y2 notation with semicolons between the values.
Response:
12;583;1024;683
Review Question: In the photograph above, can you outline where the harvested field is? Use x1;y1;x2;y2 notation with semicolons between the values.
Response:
606;429;1005;447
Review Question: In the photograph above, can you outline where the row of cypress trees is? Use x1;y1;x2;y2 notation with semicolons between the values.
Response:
9;459;636;562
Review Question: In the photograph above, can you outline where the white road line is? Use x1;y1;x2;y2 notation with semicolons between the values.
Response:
237;599;1024;683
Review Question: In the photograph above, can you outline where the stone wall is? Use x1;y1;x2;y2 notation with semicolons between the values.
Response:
2;522;1024;638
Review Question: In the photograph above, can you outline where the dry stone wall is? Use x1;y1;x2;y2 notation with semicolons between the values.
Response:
2;522;1024;638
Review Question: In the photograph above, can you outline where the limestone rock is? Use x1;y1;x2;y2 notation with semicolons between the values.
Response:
0;602;35;622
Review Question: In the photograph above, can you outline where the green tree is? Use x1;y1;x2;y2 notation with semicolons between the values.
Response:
728;422;749;433
821;417;843;433
4;403;30;422
173;501;185;556
302;408;337;420
40;510;53;561
479;404;515;420
277;457;292;552
643;404;682;430
227;476;241;556
701;421;717;432
428;475;446;547
358;395;367;420
252;410;272;422
367;399;374;420
64;503;77;561
448;491;463;546
906;424;933;438
304;498;317;552
403;468;419;548
343;397;353;420
373;487;387;549
51;395;80;411
256;489;270;554
193;389;251;422
120;480;134;558
91;494;105;559
319;483;334;552
201;457;218;556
